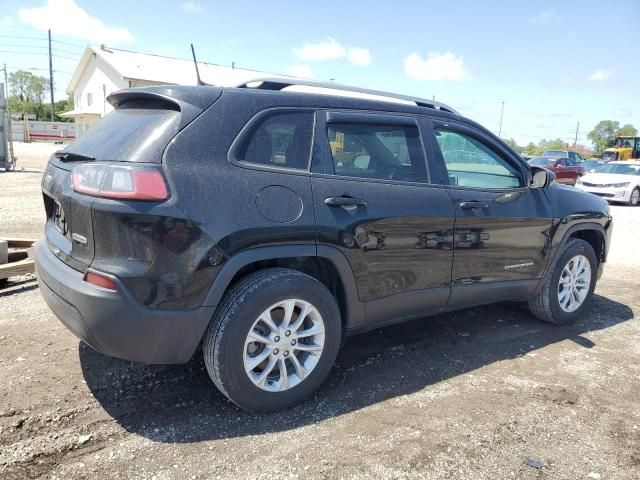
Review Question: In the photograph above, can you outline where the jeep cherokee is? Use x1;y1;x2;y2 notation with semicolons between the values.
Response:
35;79;612;412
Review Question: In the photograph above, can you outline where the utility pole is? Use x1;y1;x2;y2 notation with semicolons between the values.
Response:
2;63;15;165
498;101;505;138
574;121;580;147
48;29;55;122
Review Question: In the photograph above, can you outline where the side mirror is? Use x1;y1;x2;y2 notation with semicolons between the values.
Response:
530;166;555;189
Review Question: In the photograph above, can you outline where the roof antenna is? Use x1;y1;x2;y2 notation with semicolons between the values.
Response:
190;43;206;86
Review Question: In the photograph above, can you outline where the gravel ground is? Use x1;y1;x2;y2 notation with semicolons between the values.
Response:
1;143;639;479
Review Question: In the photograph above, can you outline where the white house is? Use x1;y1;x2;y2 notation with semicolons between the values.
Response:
62;45;293;135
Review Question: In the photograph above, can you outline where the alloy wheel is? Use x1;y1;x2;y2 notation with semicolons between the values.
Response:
243;299;325;392
557;254;591;312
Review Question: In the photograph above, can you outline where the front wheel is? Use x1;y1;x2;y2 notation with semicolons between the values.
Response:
629;187;640;206
528;238;597;325
202;268;341;412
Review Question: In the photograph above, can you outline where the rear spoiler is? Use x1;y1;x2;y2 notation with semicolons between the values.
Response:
107;86;223;129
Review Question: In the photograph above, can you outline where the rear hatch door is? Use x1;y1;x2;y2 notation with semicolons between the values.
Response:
42;86;222;271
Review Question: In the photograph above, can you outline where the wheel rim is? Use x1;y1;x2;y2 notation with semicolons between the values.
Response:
243;299;325;392
557;254;591;313
631;189;639;205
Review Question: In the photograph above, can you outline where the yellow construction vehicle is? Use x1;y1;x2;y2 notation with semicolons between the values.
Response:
602;136;640;161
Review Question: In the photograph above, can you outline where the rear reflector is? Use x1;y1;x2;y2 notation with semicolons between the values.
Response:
72;163;169;201
84;271;117;291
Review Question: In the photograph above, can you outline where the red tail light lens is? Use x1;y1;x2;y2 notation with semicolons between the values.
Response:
72;163;169;201
84;271;117;291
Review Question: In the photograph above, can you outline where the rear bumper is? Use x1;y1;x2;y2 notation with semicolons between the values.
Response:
34;240;215;364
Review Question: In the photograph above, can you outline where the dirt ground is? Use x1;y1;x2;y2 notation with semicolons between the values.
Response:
1;142;639;479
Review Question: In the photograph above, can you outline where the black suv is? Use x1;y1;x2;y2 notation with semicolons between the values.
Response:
35;79;612;412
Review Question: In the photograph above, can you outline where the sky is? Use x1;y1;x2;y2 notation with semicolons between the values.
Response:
1;0;638;147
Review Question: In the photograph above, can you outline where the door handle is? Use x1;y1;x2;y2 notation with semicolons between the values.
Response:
325;196;367;207
459;201;488;209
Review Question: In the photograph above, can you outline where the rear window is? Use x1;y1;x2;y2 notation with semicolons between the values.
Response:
543;150;567;158
530;157;556;166
61;101;181;163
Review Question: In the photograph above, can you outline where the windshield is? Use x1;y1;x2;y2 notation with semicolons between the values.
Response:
542;150;567;157
529;157;556;166
582;160;601;169
595;163;640;175
614;138;635;148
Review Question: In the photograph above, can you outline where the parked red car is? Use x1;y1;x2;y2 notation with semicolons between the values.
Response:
529;156;584;185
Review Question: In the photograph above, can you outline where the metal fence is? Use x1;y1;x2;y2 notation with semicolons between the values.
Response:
10;119;76;142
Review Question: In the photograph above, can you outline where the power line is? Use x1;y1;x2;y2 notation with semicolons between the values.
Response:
51;39;86;49
0;50;50;56
5;66;49;71
52;47;82;56
0;34;47;41
52;54;80;61
0;43;49;49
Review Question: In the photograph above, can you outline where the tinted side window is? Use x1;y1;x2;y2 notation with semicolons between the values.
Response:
238;111;314;170
434;129;522;189
327;123;427;182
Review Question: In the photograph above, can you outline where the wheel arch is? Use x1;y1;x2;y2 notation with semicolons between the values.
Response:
567;227;606;265
201;245;365;329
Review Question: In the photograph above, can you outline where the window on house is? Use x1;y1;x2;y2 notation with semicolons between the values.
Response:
86;93;93;107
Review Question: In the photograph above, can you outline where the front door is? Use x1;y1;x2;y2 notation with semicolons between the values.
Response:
430;121;554;307
311;111;456;328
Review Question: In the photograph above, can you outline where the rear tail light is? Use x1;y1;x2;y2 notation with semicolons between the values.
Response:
84;271;117;291
72;163;169;201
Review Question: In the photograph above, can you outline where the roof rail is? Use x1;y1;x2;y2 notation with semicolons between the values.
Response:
233;77;459;115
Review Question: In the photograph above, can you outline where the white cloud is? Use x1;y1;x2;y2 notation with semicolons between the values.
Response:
287;64;314;79
346;47;372;66
587;69;612;82
612;108;632;118
19;0;133;44
294;37;372;66
181;1;203;13
528;9;557;25
1;16;13;27
295;37;346;61
404;52;471;82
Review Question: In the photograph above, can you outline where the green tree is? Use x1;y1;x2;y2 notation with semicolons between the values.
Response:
588;120;620;153
618;124;638;137
7;70;51;121
539;138;568;151
522;142;543;156
54;95;73;122
504;138;524;153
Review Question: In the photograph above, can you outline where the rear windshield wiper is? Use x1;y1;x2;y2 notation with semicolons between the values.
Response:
54;151;95;162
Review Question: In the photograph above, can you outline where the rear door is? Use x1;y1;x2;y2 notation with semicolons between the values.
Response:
553;158;574;183
311;111;455;328
429;120;554;307
41;93;200;272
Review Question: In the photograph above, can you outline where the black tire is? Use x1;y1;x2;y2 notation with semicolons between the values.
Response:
202;268;341;412
528;238;597;325
629;187;640;206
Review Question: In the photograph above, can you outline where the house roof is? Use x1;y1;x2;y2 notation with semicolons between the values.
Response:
66;45;296;94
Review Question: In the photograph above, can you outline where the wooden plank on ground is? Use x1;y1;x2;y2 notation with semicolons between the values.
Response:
3;239;37;249
0;258;35;279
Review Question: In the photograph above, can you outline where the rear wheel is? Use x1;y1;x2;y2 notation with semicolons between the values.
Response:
528;238;597;325
202;268;341;412
629;187;640;206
